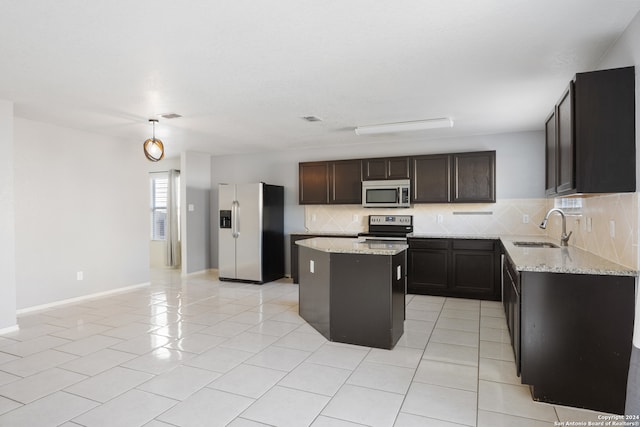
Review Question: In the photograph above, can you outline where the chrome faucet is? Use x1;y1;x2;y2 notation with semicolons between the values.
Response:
539;208;572;246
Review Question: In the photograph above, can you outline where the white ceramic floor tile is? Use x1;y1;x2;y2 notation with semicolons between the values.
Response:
157;387;254;427
423;342;479;367
272;331;328;352
478;357;520;385
0;348;78;377
73;389;178;427
0;371;20;387
64;366;154;402
49;323;113;340
0;350;20;365
165;332;227;354
120;347;190;375
0;391;97;427
322;384;404;427
477;409;554;427
443;298;480;311
480;316;507;330
478;380;557;422
93;313;150;328
153;321;208;339
219;332;280;353
241;385;330;427
58;348;137;376
394;329;431;349
268;310;306;325
137;365;220;401
101;322;160;340
394;412;470;427
245;345;311;372
247;320;300;337
184;345;255;373
480;307;505;318
364;346;423;369
479;326;510;344
208;364;286;398
198;321;254;338
401;382;477;426
311;415;370;426
413;359;478;392
2;323;66;341
181;311;232;326
405;309;440;322
226;311;274;325
479;340;515;361
346;361;415;394
435;317;479;333
226;417;272;427
0;335;71;357
404;319;436;333
54;334;123;356
0;368;87;404
109;333;172;355
278;362;352;396
305;343;369;370
0;395;22;416
430;328;479;348
440;308;480;320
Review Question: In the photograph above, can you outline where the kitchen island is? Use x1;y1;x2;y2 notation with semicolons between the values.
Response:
295;237;407;349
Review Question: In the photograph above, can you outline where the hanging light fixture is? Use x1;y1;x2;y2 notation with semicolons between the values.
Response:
143;119;165;162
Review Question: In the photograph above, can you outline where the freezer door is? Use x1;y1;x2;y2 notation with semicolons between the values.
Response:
218;184;237;279
235;183;263;281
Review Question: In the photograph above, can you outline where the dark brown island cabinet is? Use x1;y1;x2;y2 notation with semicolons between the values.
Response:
545;66;636;196
407;238;501;300
299;150;496;205
297;239;406;349
289;233;358;283
502;254;635;415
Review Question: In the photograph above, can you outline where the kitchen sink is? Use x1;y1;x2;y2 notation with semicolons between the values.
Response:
512;241;559;249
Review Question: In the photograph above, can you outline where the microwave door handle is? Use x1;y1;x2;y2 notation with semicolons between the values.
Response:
397;187;401;204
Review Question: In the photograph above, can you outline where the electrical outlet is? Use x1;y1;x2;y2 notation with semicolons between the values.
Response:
523;214;530;224
587;217;593;233
76;271;83;281
311;214;317;222
310;260;315;273
353;214;359;222
437;214;443;224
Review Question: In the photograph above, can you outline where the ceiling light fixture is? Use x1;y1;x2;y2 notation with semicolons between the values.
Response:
143;119;165;162
354;118;454;136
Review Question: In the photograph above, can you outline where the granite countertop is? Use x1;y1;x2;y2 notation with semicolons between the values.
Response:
409;232;502;240
501;236;637;277
295;237;408;256
291;231;359;236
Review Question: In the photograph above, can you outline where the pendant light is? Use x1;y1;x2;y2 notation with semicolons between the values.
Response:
143;119;165;162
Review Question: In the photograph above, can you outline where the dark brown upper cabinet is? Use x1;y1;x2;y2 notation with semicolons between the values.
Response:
362;157;410;180
545;66;636;196
452;151;496;203
299;162;328;204
299;160;362;205
411;154;451;203
545;110;557;196
328;159;362;204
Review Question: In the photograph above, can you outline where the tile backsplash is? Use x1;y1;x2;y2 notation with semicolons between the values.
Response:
545;193;638;269
304;194;638;269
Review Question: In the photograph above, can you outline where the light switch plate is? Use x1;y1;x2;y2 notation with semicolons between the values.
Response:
310;260;315;273
188;204;195;212
396;265;402;281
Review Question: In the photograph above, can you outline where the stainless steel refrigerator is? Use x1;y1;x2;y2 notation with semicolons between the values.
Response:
218;183;284;284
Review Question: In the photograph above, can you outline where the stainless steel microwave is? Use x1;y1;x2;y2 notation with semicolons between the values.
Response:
362;179;411;208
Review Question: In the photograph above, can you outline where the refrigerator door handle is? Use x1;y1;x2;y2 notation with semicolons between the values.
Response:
232;200;240;238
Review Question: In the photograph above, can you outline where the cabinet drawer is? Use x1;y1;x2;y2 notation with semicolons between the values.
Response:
408;239;449;250
452;239;495;251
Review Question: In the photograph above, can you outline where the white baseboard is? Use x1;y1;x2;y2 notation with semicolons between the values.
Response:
17;282;151;315
0;324;19;335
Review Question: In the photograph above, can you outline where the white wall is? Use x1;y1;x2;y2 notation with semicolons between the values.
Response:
210;130;545;271
0;100;17;329
181;151;212;274
13;118;150;309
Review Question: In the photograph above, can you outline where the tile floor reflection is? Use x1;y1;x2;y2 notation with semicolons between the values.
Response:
0;269;613;426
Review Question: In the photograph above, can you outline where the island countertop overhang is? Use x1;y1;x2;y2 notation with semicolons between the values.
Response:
295;237;407;256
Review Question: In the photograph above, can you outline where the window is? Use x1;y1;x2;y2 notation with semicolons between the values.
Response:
151;174;168;240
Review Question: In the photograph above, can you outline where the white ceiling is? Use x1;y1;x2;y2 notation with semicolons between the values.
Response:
1;0;640;158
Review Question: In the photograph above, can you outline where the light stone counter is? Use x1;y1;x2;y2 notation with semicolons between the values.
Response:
295;237;407;256
501;236;637;277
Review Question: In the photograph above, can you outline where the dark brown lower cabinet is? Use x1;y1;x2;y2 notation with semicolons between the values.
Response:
516;271;634;415
407;238;500;300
